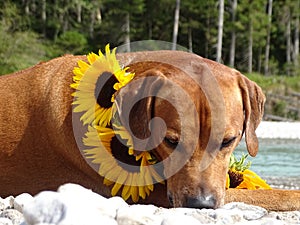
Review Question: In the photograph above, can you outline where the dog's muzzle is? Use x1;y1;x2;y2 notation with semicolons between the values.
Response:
168;192;217;209
184;195;217;209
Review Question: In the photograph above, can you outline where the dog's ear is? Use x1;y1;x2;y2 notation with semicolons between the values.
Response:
114;68;166;151
239;75;265;157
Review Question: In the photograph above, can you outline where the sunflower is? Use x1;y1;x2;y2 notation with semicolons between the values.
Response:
71;44;164;203
226;154;271;190
71;44;134;127
83;125;164;202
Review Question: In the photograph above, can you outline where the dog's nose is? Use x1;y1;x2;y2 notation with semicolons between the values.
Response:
185;195;217;209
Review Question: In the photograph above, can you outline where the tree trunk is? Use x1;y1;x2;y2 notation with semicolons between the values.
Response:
124;12;131;52
96;8;102;22
248;20;253;73
286;7;291;76
216;0;224;63
42;0;46;37
24;0;30;15
229;0;237;67
258;46;262;73
172;0;180;50
264;0;273;76
89;9;95;39
188;27;193;53
76;2;82;23
294;0;299;68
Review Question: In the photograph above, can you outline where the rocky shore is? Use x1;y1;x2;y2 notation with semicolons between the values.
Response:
0;183;299;225
1;122;299;225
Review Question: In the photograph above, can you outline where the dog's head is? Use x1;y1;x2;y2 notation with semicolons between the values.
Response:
114;52;265;209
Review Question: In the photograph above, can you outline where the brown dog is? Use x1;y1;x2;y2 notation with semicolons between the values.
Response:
0;51;299;211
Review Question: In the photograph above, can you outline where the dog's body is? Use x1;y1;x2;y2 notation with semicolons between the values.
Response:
0;51;299;211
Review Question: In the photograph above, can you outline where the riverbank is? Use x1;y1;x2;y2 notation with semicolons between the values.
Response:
1;183;299;225
256;121;300;139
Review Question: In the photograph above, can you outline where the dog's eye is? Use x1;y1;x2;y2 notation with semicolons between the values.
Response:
220;136;237;150
164;136;179;149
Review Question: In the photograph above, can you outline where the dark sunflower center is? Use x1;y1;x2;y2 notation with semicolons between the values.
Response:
110;135;141;173
94;72;118;108
228;170;244;188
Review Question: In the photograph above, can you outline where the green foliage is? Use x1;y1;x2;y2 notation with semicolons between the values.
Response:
246;73;300;92
56;31;88;55
272;101;287;117
0;0;299;79
229;154;251;172
0;26;47;75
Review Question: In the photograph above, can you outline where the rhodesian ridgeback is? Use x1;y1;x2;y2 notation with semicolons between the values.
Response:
0;50;299;211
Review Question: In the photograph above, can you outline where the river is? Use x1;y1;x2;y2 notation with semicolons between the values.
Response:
235;138;300;190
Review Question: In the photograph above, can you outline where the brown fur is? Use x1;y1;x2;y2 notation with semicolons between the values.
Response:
0;51;299;211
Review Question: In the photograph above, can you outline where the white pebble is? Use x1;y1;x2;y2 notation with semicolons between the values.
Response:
0;209;24;225
58;183;107;202
14;193;33;213
108;196;128;209
117;204;162;225
2;196;14;210
58;183;119;218
161;214;202;225
222;202;267;220
23;191;67;225
14;183;300;225
0;217;13;225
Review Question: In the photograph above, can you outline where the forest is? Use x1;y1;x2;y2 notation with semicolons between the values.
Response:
0;0;299;120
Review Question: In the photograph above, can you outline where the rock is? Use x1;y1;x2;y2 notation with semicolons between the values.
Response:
15;183;300;225
0;209;24;225
14;193;33;213
108;196;128;209
161;214;202;225
157;208;216;224
214;208;244;224
58;209;117;225
0;198;5;211
221;202;268;220
117;204;162;225
22;186;118;225
57;183;107;204
0;197;14;211
58;183;120;219
23;191;67;225
0;218;13;225
267;211;300;224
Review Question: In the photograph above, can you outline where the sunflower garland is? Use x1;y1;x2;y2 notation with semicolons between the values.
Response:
71;44;271;203
71;44;164;203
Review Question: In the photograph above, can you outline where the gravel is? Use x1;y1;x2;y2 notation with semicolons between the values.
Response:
0;183;299;225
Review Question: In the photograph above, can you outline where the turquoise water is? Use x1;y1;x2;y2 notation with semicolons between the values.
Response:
235;139;300;189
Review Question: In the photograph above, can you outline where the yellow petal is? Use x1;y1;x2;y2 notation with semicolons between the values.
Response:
103;178;114;186
139;185;146;199
122;185;131;201
122;173;133;200
239;169;272;190
226;173;230;189
111;170;128;196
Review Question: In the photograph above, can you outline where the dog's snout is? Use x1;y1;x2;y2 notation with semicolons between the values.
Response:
185;195;217;209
